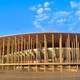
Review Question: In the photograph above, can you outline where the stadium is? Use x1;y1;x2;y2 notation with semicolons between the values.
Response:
0;32;80;72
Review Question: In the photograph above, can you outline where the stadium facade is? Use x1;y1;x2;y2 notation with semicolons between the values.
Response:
0;32;80;72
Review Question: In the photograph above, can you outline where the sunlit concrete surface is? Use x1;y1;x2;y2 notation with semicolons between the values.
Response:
0;71;80;80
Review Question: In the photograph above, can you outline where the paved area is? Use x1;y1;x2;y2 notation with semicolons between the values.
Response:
0;71;80;80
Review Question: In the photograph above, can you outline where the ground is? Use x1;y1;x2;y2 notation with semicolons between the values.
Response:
0;71;80;80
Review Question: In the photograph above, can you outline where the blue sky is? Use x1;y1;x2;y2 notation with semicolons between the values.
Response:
0;0;80;35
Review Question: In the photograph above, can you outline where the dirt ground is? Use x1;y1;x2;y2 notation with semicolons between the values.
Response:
0;70;80;80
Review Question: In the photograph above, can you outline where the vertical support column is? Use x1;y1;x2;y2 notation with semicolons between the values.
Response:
15;36;17;63
25;38;28;63
7;38;10;70
14;36;17;70
71;41;73;63
20;36;23;64
18;38;20;63
25;39;26;63
52;33;54;72
73;39;75;62
44;34;47;72
39;43;41;64
30;38;32;63
33;42;35;63
65;38;67;63
76;34;78;71
78;41;79;71
31;38;32;51
21;36;24;70
2;39;5;70
11;39;14;63
0;45;1;70
73;37;76;63
7;38;10;63
59;33;62;72
36;34;38;72
21;36;23;63
28;35;30;72
67;34;71;71
0;45;1;63
26;41;29;72
23;38;26;63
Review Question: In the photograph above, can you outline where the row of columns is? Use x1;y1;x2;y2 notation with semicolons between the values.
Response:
0;33;80;72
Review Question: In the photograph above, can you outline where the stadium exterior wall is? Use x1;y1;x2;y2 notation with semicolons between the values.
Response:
0;32;80;72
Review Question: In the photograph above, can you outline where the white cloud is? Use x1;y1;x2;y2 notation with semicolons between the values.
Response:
75;10;80;20
70;1;80;21
44;2;49;7
33;13;49;31
70;1;78;8
35;13;49;21
37;8;44;14
36;2;51;14
70;1;80;9
30;1;52;31
44;7;51;11
33;21;40;28
33;21;45;31
58;11;70;16
29;6;37;11
38;4;42;8
68;27;74;32
48;11;70;24
56;18;66;24
75;10;80;16
53;11;70;18
30;1;80;32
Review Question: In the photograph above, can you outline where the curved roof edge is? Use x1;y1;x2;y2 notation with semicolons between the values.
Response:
0;31;80;38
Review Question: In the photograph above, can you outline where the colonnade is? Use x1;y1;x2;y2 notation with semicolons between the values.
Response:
0;33;80;72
